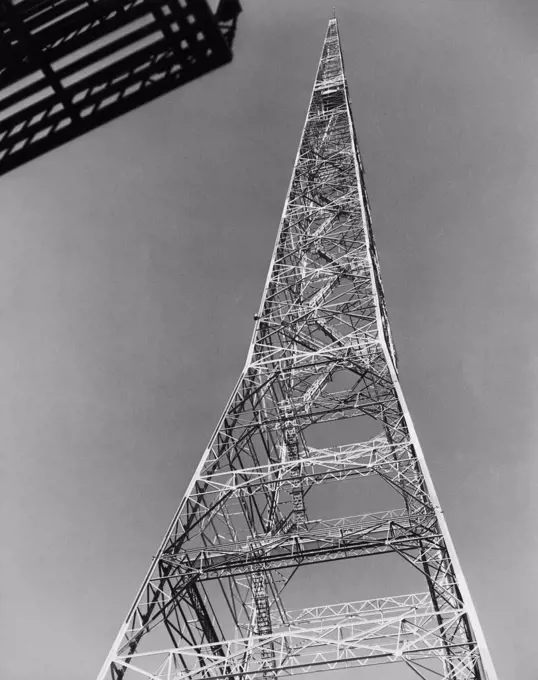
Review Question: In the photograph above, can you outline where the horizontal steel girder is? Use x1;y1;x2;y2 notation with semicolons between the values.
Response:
159;508;440;579
115;592;478;680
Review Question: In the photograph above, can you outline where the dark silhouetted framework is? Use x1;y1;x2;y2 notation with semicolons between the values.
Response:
96;18;498;680
0;0;241;175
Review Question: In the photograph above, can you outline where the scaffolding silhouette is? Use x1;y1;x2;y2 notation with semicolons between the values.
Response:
0;0;241;175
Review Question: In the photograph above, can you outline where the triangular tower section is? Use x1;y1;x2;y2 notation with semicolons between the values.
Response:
97;18;498;680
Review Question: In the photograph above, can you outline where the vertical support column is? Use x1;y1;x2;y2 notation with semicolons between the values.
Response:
252;572;271;635
282;404;306;530
251;571;274;678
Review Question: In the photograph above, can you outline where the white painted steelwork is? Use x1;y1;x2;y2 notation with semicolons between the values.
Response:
97;18;497;680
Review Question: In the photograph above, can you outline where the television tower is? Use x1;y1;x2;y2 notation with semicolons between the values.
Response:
97;18;498;680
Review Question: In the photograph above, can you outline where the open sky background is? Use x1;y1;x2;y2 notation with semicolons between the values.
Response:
1;1;537;678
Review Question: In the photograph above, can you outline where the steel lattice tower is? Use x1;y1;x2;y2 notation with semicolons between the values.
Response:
97;18;498;680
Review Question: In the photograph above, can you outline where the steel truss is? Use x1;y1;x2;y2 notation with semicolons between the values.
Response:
97;18;497;680
0;0;241;175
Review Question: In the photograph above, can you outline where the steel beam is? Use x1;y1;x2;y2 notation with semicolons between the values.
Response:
0;0;241;174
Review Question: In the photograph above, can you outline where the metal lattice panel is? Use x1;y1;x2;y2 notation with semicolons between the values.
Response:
0;0;241;174
96;18;498;680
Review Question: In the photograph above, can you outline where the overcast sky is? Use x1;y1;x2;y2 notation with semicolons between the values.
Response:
1;1;537;678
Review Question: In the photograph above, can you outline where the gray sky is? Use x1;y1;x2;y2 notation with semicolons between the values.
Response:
1;1;536;678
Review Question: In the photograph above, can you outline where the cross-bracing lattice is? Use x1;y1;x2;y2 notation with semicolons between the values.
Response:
97;18;498;680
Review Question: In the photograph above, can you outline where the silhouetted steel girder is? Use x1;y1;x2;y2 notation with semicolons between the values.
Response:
0;0;241;175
